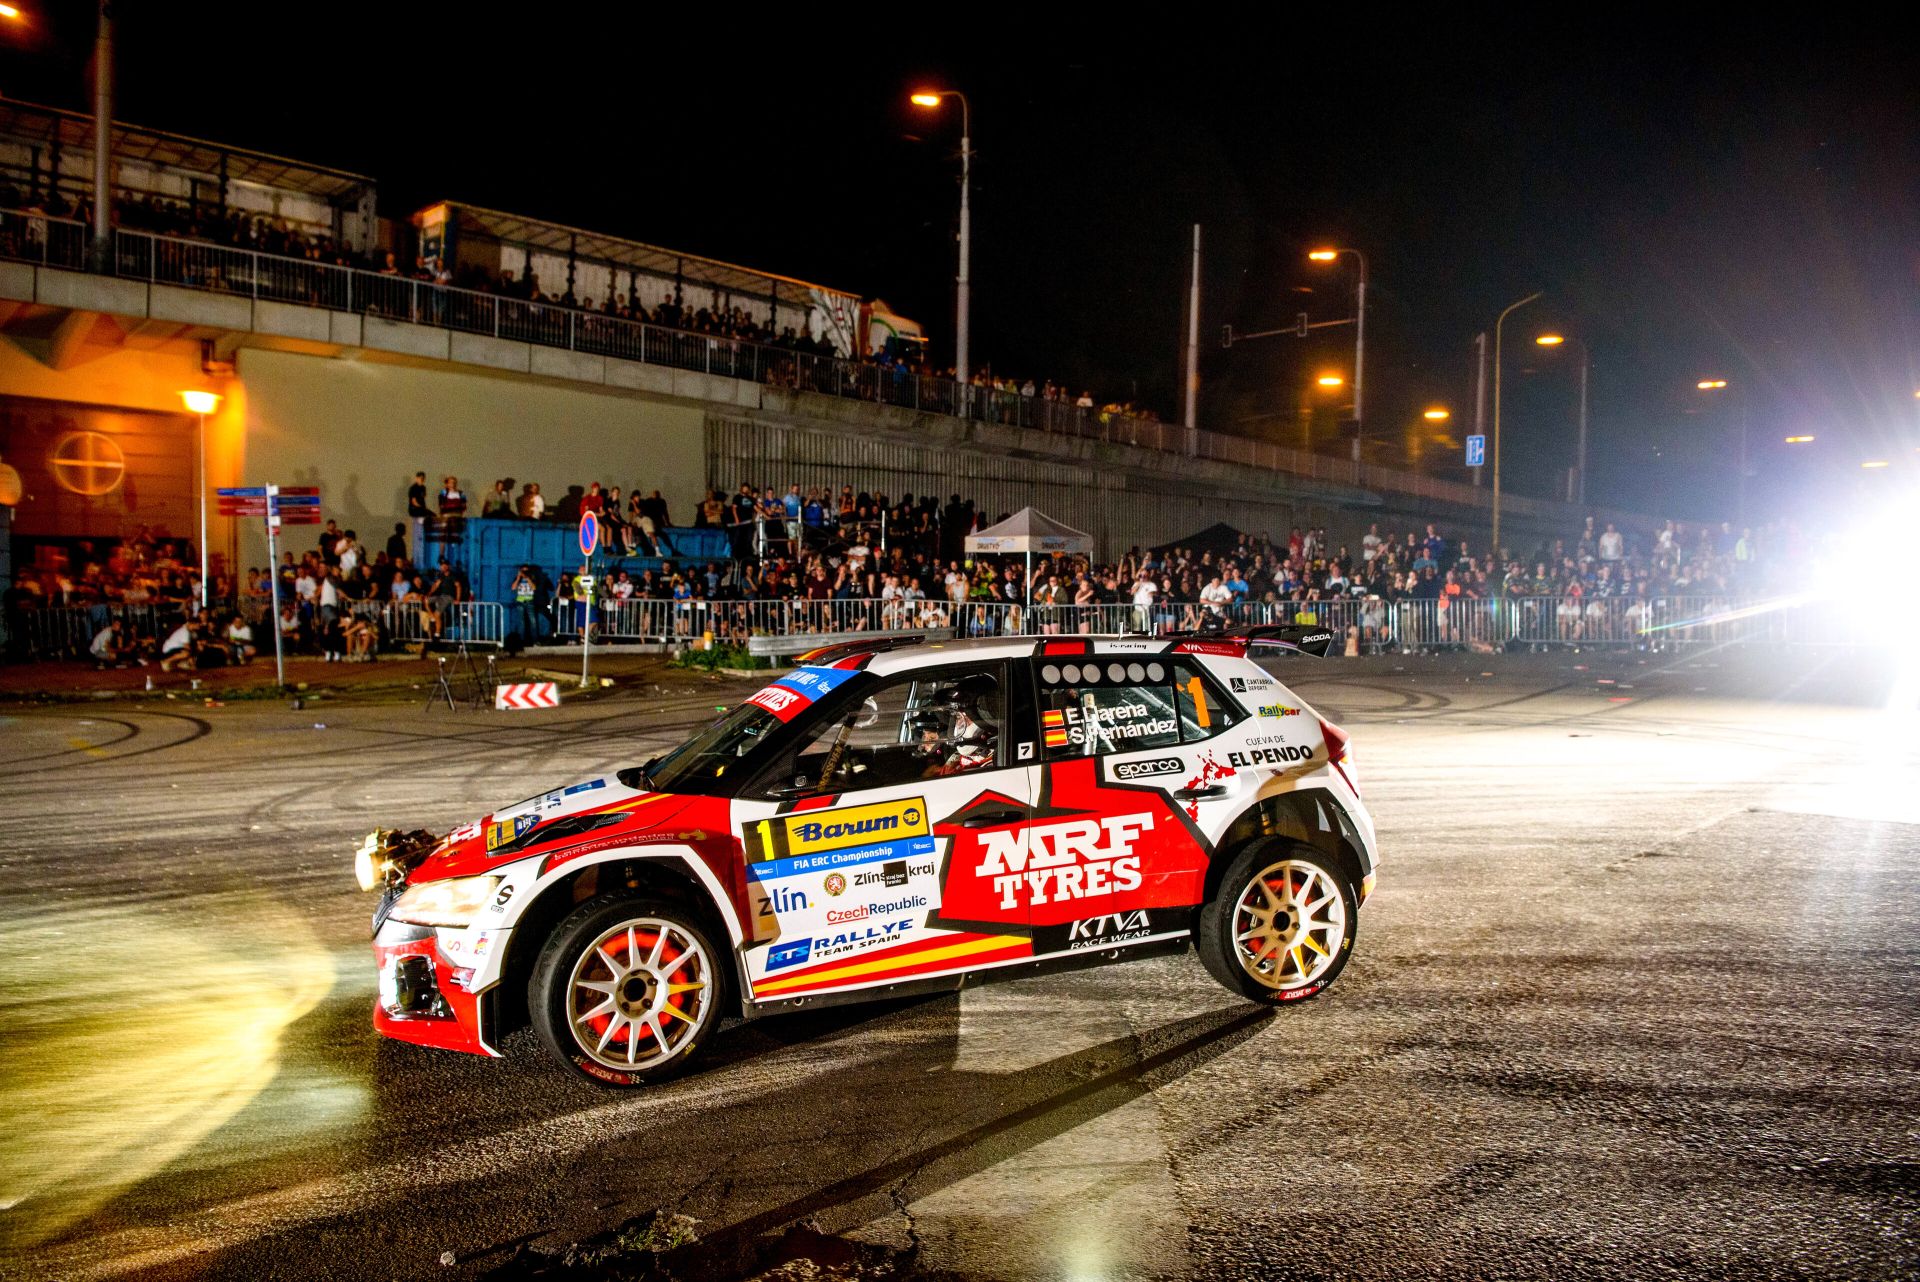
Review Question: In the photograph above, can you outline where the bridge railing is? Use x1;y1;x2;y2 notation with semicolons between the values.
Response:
0;207;1601;516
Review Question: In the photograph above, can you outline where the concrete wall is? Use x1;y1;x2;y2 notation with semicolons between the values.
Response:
234;348;705;568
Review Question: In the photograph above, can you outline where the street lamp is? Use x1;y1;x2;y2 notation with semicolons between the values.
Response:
1535;331;1591;504
1490;291;1543;558
1695;378;1748;522
0;5;24;20
911;89;973;386
1307;247;1367;462
1316;374;1345;387
180;390;221;612
1785;435;1815;444
1423;407;1451;421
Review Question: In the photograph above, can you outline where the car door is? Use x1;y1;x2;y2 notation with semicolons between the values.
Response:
1013;652;1225;955
732;661;1038;1004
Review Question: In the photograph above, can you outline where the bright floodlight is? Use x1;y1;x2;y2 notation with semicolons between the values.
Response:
1423;407;1451;421
910;93;943;107
1698;379;1728;390
1535;333;1565;346
1862;460;1890;469
180;390;221;414
1316;375;1345;387
0;5;22;19
1785;435;1815;444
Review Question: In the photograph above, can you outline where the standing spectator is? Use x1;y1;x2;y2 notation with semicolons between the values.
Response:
406;471;430;522
517;482;546;520
1598;522;1625;562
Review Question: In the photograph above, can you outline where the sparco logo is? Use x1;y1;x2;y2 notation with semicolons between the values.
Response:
974;814;1152;910
1114;757;1182;781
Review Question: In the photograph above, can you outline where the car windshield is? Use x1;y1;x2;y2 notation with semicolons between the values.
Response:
644;668;865;795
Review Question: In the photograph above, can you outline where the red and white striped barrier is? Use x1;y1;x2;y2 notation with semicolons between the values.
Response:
495;681;560;711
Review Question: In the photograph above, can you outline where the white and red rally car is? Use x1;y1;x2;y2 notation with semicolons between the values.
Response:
357;629;1378;1086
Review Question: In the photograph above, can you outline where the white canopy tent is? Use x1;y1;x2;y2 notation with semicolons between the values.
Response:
964;507;1094;605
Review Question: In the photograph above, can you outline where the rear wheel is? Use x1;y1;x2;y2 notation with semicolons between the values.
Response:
1197;841;1356;1005
530;896;724;1087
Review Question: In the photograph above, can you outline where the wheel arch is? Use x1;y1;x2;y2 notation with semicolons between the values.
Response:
490;849;743;1039
1206;785;1371;907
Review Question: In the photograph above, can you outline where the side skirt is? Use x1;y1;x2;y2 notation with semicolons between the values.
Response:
739;933;1194;1019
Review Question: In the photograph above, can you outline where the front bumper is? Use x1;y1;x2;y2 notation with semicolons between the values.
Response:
371;919;501;1056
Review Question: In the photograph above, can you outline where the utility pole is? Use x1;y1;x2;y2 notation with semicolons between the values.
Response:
1472;331;1488;488
89;2;114;272
1492;291;1544;558
1183;223;1201;456
1576;352;1590;505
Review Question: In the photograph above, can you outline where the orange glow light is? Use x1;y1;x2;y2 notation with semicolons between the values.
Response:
1307;250;1339;261
180;390;221;415
0;4;22;18
1535;333;1565;346
909;93;943;107
1423;408;1451;421
1316;375;1345;388
1697;379;1728;390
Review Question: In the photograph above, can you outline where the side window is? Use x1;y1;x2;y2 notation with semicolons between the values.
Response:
1174;661;1239;743
777;665;1004;793
1036;657;1185;758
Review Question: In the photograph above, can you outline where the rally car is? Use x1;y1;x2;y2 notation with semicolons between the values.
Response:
356;628;1378;1086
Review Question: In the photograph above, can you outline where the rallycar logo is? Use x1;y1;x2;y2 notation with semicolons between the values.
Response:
1258;703;1302;718
974;813;1152;911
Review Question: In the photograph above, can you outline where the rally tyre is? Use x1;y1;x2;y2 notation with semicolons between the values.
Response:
530;895;725;1087
1197;840;1357;1006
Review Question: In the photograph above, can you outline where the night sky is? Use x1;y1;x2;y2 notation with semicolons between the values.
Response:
4;10;1915;522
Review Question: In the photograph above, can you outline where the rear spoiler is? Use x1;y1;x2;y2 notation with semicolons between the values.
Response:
1165;624;1340;658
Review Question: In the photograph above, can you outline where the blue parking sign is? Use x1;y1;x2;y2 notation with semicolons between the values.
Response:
1465;434;1486;467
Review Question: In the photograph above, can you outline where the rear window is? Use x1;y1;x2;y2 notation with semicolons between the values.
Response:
1035;657;1237;758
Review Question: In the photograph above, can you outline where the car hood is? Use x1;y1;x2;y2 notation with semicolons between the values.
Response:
407;772;701;882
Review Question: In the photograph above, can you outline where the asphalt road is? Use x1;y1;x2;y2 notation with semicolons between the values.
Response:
2;650;1916;1281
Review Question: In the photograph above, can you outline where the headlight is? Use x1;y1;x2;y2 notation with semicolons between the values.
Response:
387;875;501;927
354;832;388;891
354;828;440;892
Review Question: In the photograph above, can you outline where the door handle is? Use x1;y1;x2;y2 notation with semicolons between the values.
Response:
962;810;1025;828
1173;785;1227;800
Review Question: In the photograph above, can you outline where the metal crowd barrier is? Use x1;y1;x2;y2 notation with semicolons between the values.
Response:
526;593;1853;655
8;602;172;659
346;600;505;647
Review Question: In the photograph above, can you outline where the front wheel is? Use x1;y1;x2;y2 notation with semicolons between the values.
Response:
1197;841;1357;1005
529;896;725;1087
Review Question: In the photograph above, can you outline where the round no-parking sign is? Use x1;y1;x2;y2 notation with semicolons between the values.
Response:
579;511;599;557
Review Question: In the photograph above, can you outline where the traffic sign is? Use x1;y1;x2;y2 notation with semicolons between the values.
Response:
1466;434;1486;468
579;511;599;557
217;486;267;498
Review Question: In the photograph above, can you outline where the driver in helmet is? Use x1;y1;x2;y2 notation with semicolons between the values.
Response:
918;673;999;776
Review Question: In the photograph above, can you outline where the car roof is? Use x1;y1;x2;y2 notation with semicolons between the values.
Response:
801;635;1264;679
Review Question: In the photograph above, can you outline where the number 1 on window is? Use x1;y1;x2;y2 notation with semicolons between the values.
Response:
1184;676;1210;728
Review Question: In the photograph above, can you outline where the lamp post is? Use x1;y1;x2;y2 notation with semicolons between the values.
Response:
1695;378;1746;522
1308;248;1367;462
1490;291;1543;558
181;390;220;612
911;89;973;385
1301;374;1345;452
1534;332;1590;504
